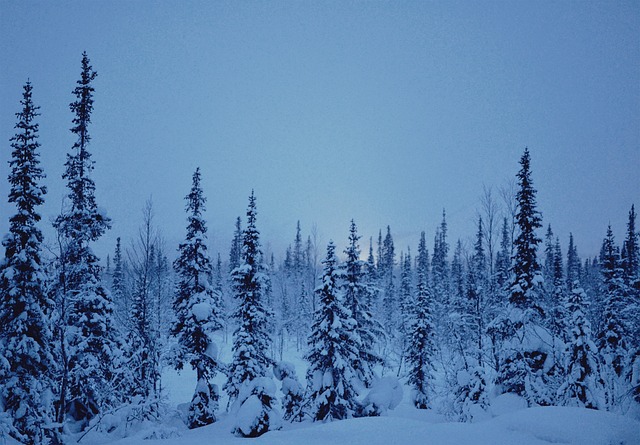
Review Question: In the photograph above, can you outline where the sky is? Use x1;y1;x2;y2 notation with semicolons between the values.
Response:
1;1;638;264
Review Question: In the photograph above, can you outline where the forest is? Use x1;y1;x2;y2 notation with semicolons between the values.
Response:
1;53;639;444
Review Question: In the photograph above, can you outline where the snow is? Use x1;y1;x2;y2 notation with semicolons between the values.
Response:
61;332;640;445
191;302;212;322
99;404;639;445
361;377;403;415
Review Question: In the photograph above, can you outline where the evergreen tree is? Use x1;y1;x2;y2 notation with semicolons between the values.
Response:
567;233;581;293
621;204;640;398
431;210;450;345
305;242;360;421
273;362;304;422
495;217;511;291
0;81;55;444
497;148;549;406
110;237;127;319
509;148;543;314
548;237;568;395
128;201;162;404
432;210;450;302
468;217;487;364
454;218;490;421
558;285;602;409
226;192;278;436
53;52;115;424
398;247;413;366
596;226;629;408
381;226;397;335
340;220;382;386
173;168;223;428
229;216;242;273
406;232;436;409
622;205;639;285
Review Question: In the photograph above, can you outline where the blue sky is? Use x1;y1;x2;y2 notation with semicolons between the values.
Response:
1;1;638;261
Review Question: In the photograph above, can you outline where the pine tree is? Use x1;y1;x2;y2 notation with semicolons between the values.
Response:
172;168;223;428
497;148;549;406
432;210;450;305
454;218;490;421
128;201;162;403
226;192;278;436
621;205;640;401
381;226;397;335
495;217;511;291
111;237;127;318
0;81;55;444
229;216;242;273
273;362;304;422
566;233;581;292
558;285;602;409
622;205;639;285
431;210;450;348
398;247;413;366
406;232;436;409
509;148;543;314
305;241;360;421
340;220;382;386
596;225;629;408
468;217;487;364
53;52;116;424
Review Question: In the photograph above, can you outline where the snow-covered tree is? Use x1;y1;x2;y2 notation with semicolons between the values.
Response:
229;216;242;274
340;220;383;386
226;192;278;436
398;248;413;354
126;200;164;405
558;284;602;409
53;52;116;424
273;362;304;422
380;226;397;335
494;217;511;292
596;225;629;408
305;241;360;421
455;218;490;421
566;233;581;292
172;168;223;428
431;210;450;317
0;81;55;444
621;205;640;401
406;232;436;409
497;148;550;406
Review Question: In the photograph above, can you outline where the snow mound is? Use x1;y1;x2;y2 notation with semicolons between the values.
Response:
360;376;404;416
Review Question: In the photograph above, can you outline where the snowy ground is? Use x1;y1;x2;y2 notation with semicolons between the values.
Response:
35;337;640;445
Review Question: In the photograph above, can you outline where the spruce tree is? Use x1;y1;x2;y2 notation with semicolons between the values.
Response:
566;233;581;292
621;205;640;400
509;148;543;314
128;201;162;404
53;52;116;423
226;192;278;436
494;217;511;291
558;285;601;409
229;216;242;273
398;247;413;366
173;168;223;428
381;226;397;335
596;226;629;408
497;148;549;406
305;241;360;421
340;220;382;387
406;232;436;409
0;81;55;444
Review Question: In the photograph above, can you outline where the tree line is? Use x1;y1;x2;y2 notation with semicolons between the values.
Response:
1;53;638;444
